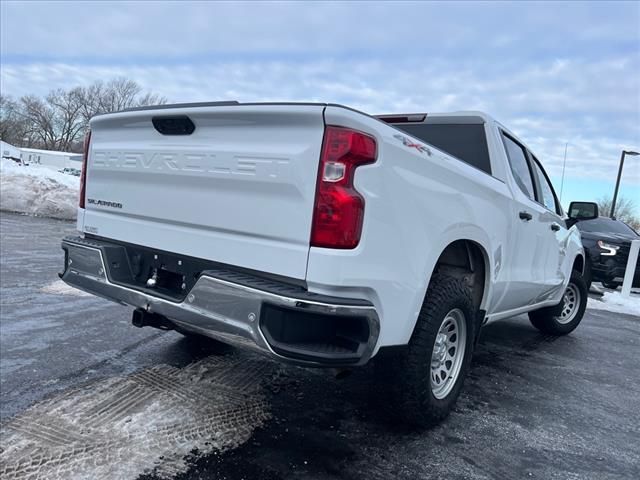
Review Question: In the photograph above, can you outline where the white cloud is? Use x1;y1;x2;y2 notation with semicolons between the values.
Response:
0;1;638;191
2;57;637;188
2;1;638;59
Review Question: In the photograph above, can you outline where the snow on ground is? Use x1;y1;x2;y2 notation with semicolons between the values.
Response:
40;280;92;297
0;159;79;220
588;290;640;317
0;356;273;480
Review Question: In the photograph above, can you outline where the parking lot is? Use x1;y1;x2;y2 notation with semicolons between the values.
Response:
1;211;638;479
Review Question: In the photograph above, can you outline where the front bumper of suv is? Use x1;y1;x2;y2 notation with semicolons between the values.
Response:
591;255;640;287
60;236;380;367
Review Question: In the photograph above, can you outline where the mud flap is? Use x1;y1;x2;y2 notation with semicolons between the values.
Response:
474;309;487;346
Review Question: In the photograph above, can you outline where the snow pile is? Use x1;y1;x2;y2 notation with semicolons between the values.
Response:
0;159;79;220
588;290;640;316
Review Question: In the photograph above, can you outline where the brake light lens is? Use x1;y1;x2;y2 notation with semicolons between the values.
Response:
79;130;91;208
310;126;377;249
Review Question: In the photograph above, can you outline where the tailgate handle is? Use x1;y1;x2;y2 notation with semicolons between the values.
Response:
152;115;195;135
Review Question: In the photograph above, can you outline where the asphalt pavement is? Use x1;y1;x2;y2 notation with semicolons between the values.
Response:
1;211;639;479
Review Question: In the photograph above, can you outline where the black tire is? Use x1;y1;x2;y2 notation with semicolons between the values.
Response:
528;270;587;335
375;274;476;427
602;281;620;290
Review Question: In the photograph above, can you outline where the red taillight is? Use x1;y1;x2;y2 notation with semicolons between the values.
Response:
79;130;91;208
310;126;377;249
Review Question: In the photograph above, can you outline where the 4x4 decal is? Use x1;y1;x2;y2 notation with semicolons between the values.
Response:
393;134;432;156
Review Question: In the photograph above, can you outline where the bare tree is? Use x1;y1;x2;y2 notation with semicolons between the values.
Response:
597;196;640;231
20;95;57;150
77;81;107;129
0;95;30;146
46;88;85;151
76;78;167;132
137;92;167;109
107;78;142;111
1;78;166;153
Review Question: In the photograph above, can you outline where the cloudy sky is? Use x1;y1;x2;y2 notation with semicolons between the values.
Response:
1;0;639;213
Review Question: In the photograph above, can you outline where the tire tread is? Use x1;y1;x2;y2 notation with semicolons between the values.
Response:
528;271;587;335
377;274;476;427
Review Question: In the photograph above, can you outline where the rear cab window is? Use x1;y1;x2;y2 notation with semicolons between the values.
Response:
391;121;492;175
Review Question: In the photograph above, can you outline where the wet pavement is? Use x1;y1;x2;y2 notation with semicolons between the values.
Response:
1;212;639;479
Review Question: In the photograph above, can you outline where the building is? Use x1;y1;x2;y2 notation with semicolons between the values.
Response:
0;140;82;170
1;140;22;163
19;147;82;170
1;140;83;170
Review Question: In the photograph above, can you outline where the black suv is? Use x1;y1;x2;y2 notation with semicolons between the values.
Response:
568;202;639;289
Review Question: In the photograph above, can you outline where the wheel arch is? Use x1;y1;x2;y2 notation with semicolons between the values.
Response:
408;238;493;346
430;239;491;314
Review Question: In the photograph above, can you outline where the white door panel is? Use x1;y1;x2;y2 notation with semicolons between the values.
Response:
492;197;547;312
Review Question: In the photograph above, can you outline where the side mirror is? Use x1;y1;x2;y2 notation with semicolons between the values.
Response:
568;201;599;221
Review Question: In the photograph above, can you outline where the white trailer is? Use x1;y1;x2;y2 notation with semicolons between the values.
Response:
20;147;82;170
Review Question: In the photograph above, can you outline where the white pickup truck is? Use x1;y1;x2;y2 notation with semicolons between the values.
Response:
60;102;587;425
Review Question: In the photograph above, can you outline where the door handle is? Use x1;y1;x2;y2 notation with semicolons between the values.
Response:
551;223;561;232
519;211;533;221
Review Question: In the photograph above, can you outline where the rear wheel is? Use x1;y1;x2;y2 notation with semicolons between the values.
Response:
376;275;476;427
529;271;587;335
602;281;621;290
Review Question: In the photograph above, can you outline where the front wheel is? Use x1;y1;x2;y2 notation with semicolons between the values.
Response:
529;271;587;335
376;275;476;427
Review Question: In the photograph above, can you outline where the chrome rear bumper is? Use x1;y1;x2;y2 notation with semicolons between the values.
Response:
60;237;380;367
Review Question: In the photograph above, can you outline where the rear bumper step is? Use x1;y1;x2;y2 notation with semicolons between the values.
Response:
60;237;380;366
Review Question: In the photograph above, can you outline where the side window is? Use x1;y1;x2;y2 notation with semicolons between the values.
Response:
530;155;560;215
501;133;535;200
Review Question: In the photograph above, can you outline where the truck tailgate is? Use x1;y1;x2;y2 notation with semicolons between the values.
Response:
82;104;326;280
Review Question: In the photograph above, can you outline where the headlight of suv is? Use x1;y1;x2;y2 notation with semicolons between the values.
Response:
597;240;620;256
